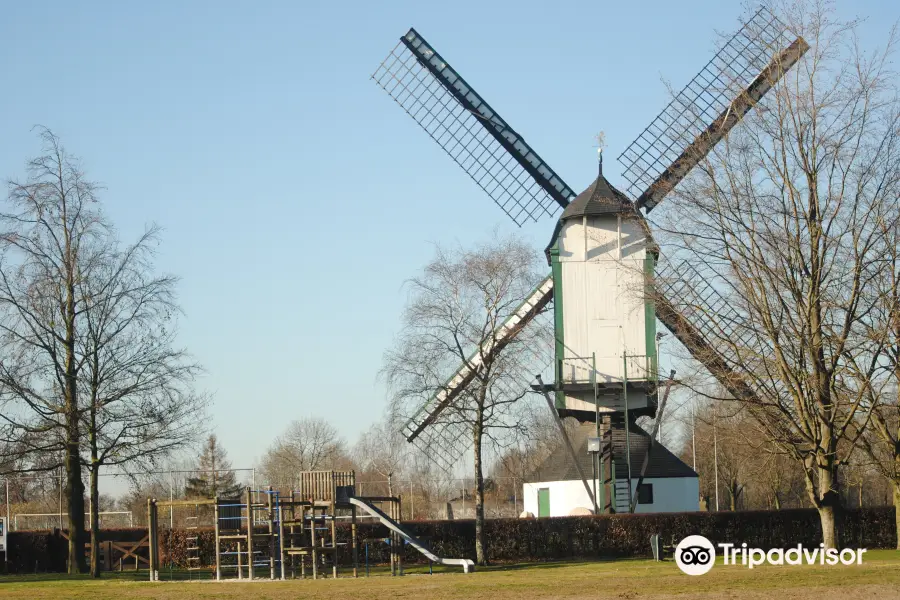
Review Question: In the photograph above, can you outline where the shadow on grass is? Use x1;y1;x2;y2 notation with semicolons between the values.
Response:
0;571;151;584
475;557;660;572
0;556;681;584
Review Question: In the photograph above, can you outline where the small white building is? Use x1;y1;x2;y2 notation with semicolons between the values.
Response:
523;422;699;517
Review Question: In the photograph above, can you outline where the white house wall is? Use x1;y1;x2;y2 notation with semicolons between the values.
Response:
523;477;699;517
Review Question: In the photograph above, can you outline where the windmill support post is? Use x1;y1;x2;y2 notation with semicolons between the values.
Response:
535;375;596;510
629;370;677;513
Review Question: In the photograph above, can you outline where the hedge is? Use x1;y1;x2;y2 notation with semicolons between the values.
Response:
3;507;895;573
2;527;147;574
405;507;897;562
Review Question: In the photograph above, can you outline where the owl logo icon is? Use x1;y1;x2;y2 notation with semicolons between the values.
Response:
675;535;716;575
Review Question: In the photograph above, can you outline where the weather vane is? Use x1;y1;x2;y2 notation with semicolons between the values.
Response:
595;131;606;173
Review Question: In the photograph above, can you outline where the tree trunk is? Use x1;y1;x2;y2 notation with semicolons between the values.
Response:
818;505;839;549
893;479;900;551
89;365;101;578
65;241;86;573
89;464;100;577
65;417;86;573
727;481;740;511
816;466;843;549
473;413;487;566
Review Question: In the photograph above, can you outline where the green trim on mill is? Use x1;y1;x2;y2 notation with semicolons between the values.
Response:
644;256;658;379
550;242;565;410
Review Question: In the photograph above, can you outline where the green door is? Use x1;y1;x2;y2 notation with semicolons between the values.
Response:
537;488;550;518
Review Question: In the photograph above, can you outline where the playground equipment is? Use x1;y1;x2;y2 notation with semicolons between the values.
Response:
349;496;473;573
147;470;473;581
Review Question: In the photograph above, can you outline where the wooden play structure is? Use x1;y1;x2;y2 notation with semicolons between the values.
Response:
147;470;472;581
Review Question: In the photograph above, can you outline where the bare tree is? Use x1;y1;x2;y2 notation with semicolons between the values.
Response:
117;473;173;527
0;128;109;572
79;227;207;576
861;394;900;546
749;442;808;510
353;415;408;497
853;206;900;547
654;1;900;547
383;235;545;565
689;400;756;510
259;417;347;488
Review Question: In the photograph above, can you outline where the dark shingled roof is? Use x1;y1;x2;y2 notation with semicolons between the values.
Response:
527;421;698;483
560;175;634;221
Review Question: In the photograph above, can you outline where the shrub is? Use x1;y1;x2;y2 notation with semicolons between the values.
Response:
4;506;894;572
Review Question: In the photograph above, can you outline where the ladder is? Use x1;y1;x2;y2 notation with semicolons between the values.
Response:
185;505;202;578
613;480;632;514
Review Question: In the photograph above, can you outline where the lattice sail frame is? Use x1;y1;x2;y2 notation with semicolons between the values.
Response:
617;7;793;205
654;258;782;401
372;29;573;226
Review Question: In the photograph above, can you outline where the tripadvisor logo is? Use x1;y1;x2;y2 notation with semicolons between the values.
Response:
674;535;868;575
675;535;716;575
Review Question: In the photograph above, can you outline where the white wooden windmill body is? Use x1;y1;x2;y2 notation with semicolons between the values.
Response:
549;175;658;420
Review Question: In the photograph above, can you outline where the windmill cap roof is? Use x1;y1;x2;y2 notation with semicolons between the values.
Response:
560;175;634;220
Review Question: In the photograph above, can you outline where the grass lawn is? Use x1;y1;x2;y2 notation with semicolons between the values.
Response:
1;550;899;599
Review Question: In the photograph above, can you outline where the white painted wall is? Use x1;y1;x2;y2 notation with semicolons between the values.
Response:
558;215;651;380
523;477;699;517
556;213;654;414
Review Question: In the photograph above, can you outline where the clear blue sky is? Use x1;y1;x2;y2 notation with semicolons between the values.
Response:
1;0;897;470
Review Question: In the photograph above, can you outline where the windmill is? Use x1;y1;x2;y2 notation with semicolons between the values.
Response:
372;7;808;512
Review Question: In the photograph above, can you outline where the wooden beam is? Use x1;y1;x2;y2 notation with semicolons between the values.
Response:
153;499;218;508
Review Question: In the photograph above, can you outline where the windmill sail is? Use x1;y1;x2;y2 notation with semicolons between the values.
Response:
654;260;764;405
403;275;554;437
618;8;808;212
616;8;807;406
372;29;574;226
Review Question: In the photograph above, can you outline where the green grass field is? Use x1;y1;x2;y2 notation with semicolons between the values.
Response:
2;550;899;599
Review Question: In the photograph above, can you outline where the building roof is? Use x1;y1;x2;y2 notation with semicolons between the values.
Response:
543;170;659;264
559;175;634;221
526;421;697;483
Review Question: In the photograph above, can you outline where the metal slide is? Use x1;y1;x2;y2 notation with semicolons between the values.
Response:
348;497;475;573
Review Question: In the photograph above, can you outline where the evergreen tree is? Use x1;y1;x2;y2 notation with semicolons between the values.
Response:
184;435;242;498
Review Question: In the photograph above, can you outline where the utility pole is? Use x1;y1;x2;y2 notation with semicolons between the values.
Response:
713;415;720;512
57;470;62;530
5;478;9;534
4;477;7;567
170;474;174;528
691;400;697;472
